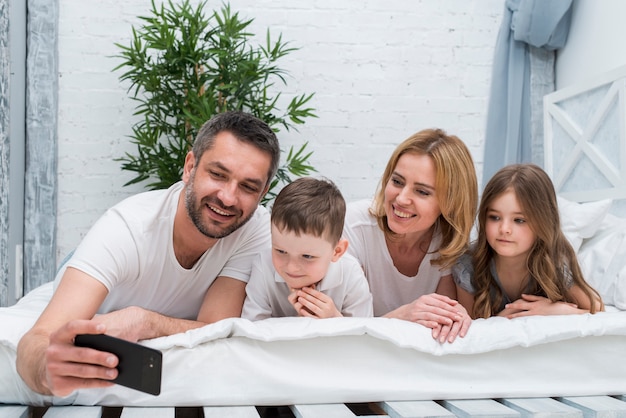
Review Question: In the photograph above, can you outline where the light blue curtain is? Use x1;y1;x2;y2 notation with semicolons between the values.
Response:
482;0;573;187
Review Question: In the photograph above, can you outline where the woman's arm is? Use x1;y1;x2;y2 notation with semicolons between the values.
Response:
455;285;475;318
435;274;456;299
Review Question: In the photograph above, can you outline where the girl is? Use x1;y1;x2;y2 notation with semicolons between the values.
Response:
453;163;604;318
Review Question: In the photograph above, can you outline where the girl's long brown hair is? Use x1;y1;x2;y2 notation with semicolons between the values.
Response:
472;164;604;318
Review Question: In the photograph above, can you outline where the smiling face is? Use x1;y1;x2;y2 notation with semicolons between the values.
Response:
183;131;271;239
270;224;347;290
485;188;536;262
383;152;442;238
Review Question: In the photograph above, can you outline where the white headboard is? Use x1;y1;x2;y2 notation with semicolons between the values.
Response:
544;65;626;217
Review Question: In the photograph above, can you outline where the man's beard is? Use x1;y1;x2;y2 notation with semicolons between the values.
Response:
185;173;255;239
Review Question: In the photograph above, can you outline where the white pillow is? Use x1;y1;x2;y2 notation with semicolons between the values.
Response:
557;196;612;252
577;213;626;309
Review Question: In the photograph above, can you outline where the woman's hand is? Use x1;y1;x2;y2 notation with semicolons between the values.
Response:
432;303;471;343
386;293;466;327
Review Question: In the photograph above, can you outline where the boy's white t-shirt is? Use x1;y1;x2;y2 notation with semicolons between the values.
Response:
241;251;373;320
342;199;450;317
55;181;270;320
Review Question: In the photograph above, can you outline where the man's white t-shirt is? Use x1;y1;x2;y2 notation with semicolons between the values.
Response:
55;181;270;320
241;251;373;320
342;199;449;317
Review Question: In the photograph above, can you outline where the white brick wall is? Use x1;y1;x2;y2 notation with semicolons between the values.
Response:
56;0;504;261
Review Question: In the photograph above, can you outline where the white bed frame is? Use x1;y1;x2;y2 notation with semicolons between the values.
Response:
3;396;626;418
544;64;626;215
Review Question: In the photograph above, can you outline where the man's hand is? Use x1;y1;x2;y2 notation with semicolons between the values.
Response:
43;320;118;397
289;286;342;318
15;268;112;396
92;306;147;342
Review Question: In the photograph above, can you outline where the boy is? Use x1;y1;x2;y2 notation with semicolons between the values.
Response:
242;177;373;320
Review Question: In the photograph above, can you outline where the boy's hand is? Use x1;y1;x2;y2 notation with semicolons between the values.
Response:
290;286;342;318
288;289;310;315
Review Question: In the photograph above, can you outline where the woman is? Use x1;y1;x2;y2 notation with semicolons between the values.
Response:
343;128;478;342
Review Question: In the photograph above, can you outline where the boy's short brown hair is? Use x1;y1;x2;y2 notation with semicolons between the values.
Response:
271;177;346;244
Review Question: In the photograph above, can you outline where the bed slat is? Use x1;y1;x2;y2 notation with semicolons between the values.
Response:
203;405;261;417
501;398;583;417
440;399;520;417
43;406;102;417
119;406;176;417
6;396;626;417
0;406;29;418
378;400;455;417
290;403;384;418
558;396;626;417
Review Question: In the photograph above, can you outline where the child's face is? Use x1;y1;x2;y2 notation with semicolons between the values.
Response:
271;224;346;290
485;189;536;261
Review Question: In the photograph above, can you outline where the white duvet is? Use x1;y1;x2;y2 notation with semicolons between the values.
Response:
1;281;625;406
2;197;625;406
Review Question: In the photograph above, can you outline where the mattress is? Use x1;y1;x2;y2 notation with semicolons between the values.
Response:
1;281;625;406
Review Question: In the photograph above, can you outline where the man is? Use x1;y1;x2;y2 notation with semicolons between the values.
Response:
16;111;280;397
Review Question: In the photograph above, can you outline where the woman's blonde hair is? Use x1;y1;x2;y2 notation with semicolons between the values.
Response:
472;164;604;318
370;128;478;268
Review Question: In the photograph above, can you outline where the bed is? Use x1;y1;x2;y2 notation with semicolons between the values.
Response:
2;68;626;417
1;270;625;415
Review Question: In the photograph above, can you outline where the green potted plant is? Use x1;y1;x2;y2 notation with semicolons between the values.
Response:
114;0;317;205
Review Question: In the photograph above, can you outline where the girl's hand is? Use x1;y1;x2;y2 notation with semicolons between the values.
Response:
505;294;580;318
291;286;342;318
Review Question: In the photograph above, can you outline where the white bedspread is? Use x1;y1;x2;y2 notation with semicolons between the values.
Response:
1;282;625;406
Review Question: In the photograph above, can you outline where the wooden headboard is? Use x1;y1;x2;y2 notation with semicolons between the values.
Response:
544;64;626;216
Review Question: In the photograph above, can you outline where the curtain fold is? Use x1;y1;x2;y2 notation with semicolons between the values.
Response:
482;0;573;187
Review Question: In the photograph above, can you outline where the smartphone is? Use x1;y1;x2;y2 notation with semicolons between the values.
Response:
74;333;162;395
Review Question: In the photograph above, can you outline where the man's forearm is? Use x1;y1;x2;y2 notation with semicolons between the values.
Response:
94;306;212;342
138;308;208;340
